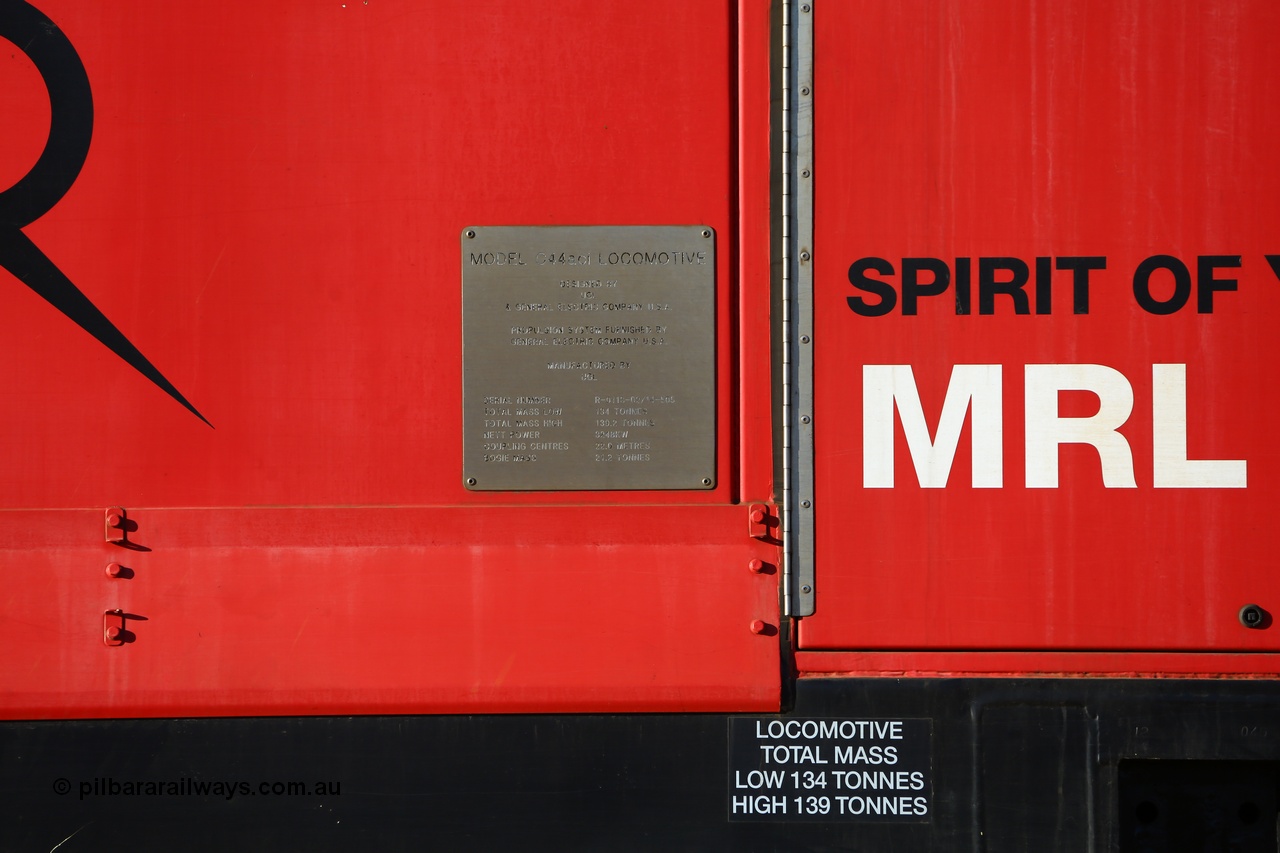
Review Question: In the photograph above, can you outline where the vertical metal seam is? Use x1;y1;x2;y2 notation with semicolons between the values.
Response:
785;0;815;617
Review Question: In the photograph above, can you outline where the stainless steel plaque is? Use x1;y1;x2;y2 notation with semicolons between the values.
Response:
462;225;715;490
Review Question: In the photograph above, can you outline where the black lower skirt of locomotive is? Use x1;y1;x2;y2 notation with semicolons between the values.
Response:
3;677;1277;852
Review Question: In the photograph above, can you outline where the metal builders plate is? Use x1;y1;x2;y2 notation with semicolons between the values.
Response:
462;226;715;490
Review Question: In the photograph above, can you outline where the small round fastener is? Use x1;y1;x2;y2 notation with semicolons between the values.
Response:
105;562;122;578
801;415;811;424
701;229;712;238
750;619;768;635
465;229;476;239
802;585;813;594
800;250;811;262
105;626;122;641
466;477;477;486
801;500;812;509
748;558;765;574
106;511;123;528
750;508;766;524
702;477;713;486
1239;604;1268;629
801;335;811;344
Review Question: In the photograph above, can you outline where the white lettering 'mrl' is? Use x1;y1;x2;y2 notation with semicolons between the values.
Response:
863;363;1246;489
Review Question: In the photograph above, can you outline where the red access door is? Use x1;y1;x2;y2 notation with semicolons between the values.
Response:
0;0;776;717
802;0;1280;653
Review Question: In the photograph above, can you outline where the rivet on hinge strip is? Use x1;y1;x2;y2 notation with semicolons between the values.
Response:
748;503;773;540
105;507;126;545
104;609;126;646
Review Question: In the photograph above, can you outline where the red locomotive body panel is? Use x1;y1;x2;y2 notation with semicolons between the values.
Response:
5;3;1280;850
0;0;778;717
802;0;1280;656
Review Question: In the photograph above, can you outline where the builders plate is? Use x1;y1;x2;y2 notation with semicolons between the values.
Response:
462;225;715;490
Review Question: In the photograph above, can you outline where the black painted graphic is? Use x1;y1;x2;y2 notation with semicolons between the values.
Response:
0;0;208;425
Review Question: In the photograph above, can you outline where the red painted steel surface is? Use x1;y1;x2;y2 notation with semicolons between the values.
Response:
0;0;778;717
797;652;1280;679
5;507;777;717
737;0;774;497
803;1;1280;652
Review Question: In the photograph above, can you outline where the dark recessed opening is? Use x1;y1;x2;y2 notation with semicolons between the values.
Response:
1119;760;1278;853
